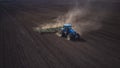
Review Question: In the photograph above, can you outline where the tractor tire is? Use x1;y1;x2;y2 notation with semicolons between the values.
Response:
75;33;80;40
67;34;72;40
56;31;64;37
59;33;63;37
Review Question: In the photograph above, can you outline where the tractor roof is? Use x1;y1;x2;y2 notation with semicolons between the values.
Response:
63;24;72;27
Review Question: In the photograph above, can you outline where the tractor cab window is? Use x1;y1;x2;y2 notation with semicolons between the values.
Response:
63;24;72;31
63;26;72;29
63;26;71;29
63;26;72;32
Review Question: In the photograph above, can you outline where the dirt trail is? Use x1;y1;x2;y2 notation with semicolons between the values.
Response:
0;3;120;68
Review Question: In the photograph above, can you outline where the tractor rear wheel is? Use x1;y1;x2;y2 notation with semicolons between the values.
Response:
75;33;80;40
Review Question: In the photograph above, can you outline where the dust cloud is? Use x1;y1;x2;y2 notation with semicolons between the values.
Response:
37;0;108;35
40;7;103;35
56;7;103;35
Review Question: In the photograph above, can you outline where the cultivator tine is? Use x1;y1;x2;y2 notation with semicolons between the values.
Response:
33;27;62;34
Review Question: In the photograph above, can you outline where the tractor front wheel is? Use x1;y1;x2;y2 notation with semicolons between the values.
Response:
67;34;72;40
56;31;64;37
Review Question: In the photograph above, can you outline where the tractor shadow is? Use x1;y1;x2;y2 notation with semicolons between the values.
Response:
79;38;86;42
72;37;86;42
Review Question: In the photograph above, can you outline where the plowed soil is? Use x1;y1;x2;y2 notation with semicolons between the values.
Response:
0;3;120;68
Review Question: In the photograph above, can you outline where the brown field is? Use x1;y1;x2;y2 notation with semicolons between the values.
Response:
0;2;120;68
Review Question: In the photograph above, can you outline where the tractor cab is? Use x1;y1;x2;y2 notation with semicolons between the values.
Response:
61;24;71;33
61;23;76;36
63;24;72;29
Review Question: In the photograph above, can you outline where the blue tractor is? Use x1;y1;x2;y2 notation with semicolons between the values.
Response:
35;23;80;40
58;24;80;40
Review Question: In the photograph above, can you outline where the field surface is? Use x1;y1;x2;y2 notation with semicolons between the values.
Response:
0;3;120;68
